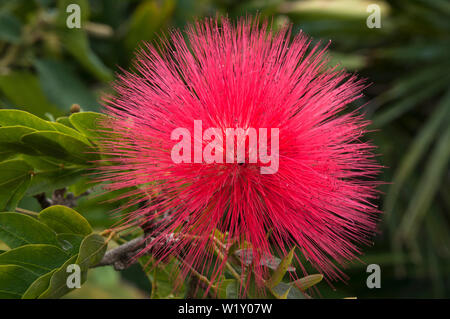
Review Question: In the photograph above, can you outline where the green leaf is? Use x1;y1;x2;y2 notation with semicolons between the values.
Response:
372;73;450;127
0;109;89;144
0;74;62;118
291;274;324;291
69;112;109;141
328;51;366;70
34;59;100;111
0;12;22;43
20;155;89;195
57;0;90;24
283;0;390;19
271;282;305;299
370;64;445;107
0;159;33;211
20;156;60;171
26;167;88;196
139;256;185;298
38;255;83;299
225;280;238;299
22;269;56;299
76;233;107;271
59;29;112;82
39;205;92;236
55;117;75;129
68;176;98;196
399;124;450;240
0;109;55;131
384;90;450;217
271;282;291;299
218;279;236;299
51;122;93;145
34;233;108;299
0;265;37;299
0;212;58;248
0;126;38;156
126;0;175;53
0;150;15;162
234;249;296;271
0;244;69;276
21;131;99;164
56;233;84;255
37;233;106;298
55;0;111;82
266;248;295;289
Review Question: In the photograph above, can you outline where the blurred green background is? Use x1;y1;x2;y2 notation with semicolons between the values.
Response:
0;0;449;298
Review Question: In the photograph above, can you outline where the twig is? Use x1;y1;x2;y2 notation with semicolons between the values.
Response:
15;207;39;217
179;257;218;295
99;224;132;236
212;241;243;285
0;44;20;71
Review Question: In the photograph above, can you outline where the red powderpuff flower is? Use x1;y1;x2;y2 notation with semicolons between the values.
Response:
97;17;380;291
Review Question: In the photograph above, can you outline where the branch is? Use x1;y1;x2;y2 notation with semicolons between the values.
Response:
94;233;179;270
94;233;231;297
94;236;145;270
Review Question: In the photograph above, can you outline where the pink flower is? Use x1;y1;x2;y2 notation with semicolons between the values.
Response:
98;17;380;291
